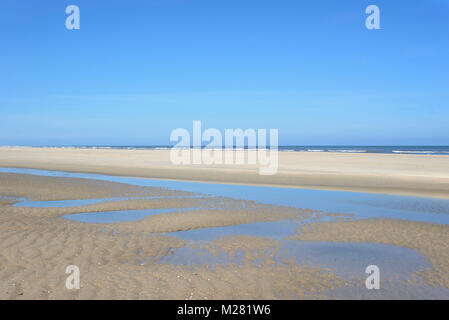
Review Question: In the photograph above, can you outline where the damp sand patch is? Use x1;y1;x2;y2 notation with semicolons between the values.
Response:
14;194;212;208
0;172;191;201
158;235;449;299
291;218;449;292
160;236;430;279
63;207;200;223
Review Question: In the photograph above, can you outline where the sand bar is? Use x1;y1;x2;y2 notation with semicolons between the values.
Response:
0;147;449;198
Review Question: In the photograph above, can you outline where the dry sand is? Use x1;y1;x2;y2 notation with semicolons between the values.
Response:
1;147;449;198
1;172;448;299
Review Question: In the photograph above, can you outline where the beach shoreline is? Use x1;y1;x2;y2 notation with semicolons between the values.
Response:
1;146;449;199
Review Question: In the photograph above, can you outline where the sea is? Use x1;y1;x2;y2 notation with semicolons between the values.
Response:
27;145;449;155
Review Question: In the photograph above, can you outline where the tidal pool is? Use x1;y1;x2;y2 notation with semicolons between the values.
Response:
1;167;449;224
158;240;449;299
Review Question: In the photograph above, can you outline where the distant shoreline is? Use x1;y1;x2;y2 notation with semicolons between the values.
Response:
2;145;449;155
1;146;449;199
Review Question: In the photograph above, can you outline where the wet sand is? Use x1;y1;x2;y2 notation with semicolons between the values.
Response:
1;147;449;198
1;172;448;299
0;172;347;299
293;218;449;289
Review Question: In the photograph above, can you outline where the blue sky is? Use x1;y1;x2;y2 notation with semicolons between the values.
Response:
1;0;448;146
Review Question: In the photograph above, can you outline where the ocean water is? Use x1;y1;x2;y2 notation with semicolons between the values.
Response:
280;146;449;154
23;145;449;155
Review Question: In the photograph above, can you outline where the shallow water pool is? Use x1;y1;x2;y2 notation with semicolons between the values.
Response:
1;167;449;224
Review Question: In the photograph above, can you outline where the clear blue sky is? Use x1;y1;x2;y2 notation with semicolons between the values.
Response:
1;0;448;146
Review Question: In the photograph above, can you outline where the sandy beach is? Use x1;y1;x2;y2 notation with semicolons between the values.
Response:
1;171;448;299
1;147;449;300
0;172;348;299
0;147;448;198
